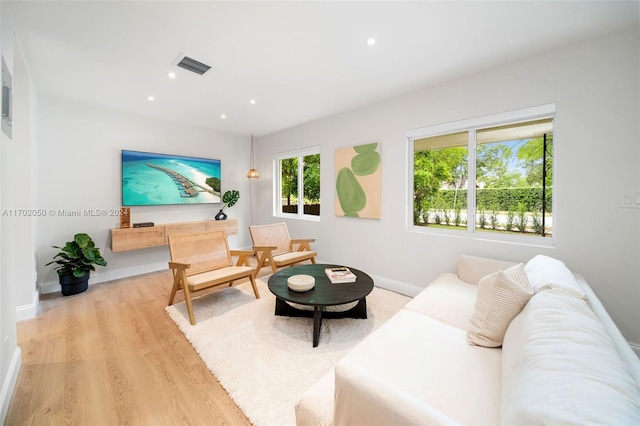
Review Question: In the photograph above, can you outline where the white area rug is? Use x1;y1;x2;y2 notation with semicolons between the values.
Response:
166;279;410;426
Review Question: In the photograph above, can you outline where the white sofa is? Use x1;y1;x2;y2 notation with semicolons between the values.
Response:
295;255;640;425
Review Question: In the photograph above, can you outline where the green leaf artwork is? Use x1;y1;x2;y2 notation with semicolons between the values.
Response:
336;167;366;217
351;143;380;176
335;142;381;219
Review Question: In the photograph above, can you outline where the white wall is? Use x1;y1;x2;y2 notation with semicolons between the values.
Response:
0;4;24;422
254;27;640;345
36;96;254;293
12;35;38;320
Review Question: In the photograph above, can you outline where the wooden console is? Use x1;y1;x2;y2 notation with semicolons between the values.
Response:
110;218;238;252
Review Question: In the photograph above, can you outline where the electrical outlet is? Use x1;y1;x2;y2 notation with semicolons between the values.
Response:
620;192;640;209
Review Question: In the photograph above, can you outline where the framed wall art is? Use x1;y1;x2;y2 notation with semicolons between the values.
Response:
334;142;381;219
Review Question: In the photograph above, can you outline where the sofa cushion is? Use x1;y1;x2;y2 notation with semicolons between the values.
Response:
334;360;458;426
524;254;586;299
467;263;533;347
338;309;502;425
403;272;478;330
575;274;640;388
457;254;517;285
502;288;640;425
295;368;335;426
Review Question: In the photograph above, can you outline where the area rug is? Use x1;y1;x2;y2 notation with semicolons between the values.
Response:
165;278;410;426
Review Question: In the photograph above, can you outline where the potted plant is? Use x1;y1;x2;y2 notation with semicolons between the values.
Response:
215;189;240;220
46;233;107;296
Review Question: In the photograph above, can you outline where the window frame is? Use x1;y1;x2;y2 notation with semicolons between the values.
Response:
273;146;321;221
407;104;556;247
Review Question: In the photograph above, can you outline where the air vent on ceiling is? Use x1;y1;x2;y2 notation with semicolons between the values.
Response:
176;56;211;75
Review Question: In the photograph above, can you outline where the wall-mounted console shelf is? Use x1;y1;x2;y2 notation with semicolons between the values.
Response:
110;218;238;252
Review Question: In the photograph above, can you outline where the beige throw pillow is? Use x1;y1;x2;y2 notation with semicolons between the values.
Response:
467;263;533;347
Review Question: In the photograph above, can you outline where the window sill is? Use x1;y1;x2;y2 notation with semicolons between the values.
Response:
274;213;321;222
410;224;555;248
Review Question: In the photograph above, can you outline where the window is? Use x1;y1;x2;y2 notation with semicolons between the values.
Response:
275;147;320;219
409;105;554;244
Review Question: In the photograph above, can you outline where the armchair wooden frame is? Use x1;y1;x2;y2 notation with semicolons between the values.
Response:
168;230;259;325
249;222;317;278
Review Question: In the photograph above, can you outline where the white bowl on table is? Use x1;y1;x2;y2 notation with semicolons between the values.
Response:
287;274;315;292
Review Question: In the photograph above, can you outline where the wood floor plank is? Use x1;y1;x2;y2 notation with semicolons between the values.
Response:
64;296;104;362
6;362;66;425
60;359;119;425
5;268;253;425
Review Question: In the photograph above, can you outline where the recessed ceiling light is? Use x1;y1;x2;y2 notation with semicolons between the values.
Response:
147;96;155;101
250;99;256;105
366;37;376;46
168;72;176;79
221;114;226;119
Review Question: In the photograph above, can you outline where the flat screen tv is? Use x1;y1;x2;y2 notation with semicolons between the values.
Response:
121;150;221;206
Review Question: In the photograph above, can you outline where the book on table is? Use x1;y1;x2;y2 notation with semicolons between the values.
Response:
325;267;357;283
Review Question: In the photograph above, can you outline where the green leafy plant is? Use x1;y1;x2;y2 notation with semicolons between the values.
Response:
515;204;528;232
454;207;462;227
532;213;543;235
442;209;451;226
478;210;487;229
421;209;430;225
46;233;107;278
489;209;499;230
505;209;515;231
222;190;240;210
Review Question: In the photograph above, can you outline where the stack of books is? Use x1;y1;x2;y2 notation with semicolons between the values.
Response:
325;267;357;284
132;222;155;228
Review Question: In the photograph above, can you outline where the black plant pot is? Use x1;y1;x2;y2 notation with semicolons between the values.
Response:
59;271;90;296
215;209;227;220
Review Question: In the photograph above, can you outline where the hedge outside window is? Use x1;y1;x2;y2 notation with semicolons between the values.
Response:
409;105;554;244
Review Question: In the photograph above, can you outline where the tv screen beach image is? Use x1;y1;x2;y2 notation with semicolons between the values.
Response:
121;150;222;206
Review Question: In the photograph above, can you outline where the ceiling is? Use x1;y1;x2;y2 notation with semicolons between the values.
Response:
8;1;639;137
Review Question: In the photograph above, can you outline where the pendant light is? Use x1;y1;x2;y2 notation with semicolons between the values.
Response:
247;134;259;179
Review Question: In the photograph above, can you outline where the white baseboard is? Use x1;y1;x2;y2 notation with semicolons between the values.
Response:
314;258;424;297
370;274;424;297
0;347;22;424
15;290;39;321
39;261;168;294
629;342;640;358
39;281;57;295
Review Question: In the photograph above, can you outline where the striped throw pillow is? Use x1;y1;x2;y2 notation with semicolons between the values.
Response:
467;263;533;347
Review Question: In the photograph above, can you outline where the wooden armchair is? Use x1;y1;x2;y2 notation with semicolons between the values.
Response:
249;222;317;277
168;230;259;325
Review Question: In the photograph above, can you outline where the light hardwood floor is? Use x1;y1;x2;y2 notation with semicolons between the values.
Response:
4;264;273;425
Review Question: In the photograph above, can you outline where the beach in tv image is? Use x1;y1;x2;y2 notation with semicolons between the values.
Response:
122;150;222;206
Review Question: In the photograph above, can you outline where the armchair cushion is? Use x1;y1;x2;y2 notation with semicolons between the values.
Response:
273;251;317;267
187;265;256;288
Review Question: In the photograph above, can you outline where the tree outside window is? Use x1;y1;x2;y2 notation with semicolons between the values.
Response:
277;149;320;218
412;116;553;239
